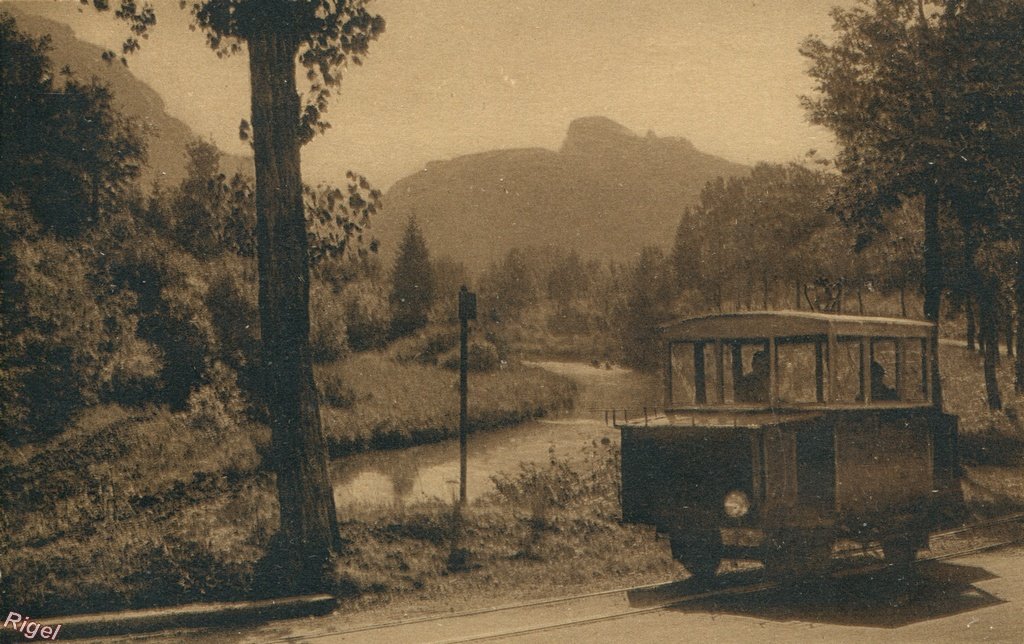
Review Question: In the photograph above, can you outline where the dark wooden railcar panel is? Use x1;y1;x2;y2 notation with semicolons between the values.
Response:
834;411;932;525
622;409;961;542
621;425;754;532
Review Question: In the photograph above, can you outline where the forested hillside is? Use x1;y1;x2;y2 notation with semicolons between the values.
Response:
4;4;252;187
379;116;748;271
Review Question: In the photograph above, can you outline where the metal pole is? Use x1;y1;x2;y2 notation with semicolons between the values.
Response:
459;310;469;506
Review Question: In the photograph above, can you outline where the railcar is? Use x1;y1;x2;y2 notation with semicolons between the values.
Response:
619;311;964;580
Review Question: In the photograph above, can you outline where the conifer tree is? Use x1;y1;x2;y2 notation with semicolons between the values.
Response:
389;217;435;338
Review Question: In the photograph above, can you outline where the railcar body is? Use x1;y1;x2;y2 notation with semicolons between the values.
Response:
619;311;963;579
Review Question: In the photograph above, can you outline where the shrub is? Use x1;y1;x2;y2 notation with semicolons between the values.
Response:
310;280;349;363
205;258;260;382
185;362;248;434
99;332;164;406
441;339;500;372
388;326;459;365
97;231;215;409
1;229;107;441
546;305;592;336
315;364;357;409
342;279;390;352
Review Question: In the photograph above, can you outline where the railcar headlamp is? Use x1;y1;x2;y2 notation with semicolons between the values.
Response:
723;489;751;518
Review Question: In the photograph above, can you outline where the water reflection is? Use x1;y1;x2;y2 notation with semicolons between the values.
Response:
330;361;660;509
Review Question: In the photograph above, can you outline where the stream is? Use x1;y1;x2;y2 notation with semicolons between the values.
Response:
330;361;661;510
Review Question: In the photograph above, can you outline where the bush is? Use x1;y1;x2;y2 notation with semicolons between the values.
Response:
546;305;593;336
137;282;214;410
342;279;390;352
184;362;249;434
441;339;500;372
205;258;260;384
315;364;356;409
388;326;459;365
310;281;349;363
99;332;164;406
1;228;107;441
98;230;215;409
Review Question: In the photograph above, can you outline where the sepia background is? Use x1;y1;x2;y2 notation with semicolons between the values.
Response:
2;0;1024;640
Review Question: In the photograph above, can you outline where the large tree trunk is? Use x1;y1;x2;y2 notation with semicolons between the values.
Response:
1016;240;1024;394
963;221;1002;410
248;29;341;591
978;281;1003;410
1005;314;1014;360
923;185;943;407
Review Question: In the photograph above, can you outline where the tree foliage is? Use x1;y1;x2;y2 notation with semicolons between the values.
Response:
388;217;435;339
0;13;146;236
801;0;1024;408
305;171;382;267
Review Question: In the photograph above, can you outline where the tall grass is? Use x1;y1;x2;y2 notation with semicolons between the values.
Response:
940;345;1024;466
0;399;275;615
938;344;1024;518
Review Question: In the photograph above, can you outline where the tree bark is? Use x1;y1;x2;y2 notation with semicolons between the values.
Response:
963;221;1001;410
1016;240;1024;393
248;28;341;591
966;297;976;351
1005;315;1014;360
979;282;1003;410
923;185;944;407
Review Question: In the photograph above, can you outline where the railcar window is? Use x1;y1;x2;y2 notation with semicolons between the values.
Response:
670;342;697;406
833;337;865;402
721;344;737;404
901;338;928;401
731;341;770;404
870;339;899;401
777;339;825;404
703;342;723;404
670;341;726;406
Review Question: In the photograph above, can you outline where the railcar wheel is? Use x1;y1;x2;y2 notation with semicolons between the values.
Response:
670;530;723;582
763;530;832;580
881;535;919;605
881;536;917;569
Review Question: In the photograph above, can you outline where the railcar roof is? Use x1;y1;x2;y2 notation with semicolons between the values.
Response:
660;310;935;340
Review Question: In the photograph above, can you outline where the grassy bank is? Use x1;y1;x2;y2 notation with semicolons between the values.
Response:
0;401;275;616
940;345;1024;517
317;353;577;455
0;355;576;617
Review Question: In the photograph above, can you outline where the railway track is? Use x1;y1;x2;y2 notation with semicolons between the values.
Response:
254;511;1024;643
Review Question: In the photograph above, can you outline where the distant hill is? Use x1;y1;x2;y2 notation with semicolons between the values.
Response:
3;6;253;189
379;116;749;271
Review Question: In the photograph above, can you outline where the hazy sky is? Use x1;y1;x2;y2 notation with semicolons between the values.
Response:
10;0;850;189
